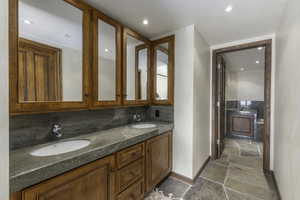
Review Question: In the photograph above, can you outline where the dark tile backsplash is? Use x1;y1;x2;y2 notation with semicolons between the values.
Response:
10;105;174;150
147;105;174;122
226;100;265;119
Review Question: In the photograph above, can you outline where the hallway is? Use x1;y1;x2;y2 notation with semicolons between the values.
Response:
151;138;279;200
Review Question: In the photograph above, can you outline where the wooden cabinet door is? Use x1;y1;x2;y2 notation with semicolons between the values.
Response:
22;156;115;200
230;115;254;137
146;132;172;192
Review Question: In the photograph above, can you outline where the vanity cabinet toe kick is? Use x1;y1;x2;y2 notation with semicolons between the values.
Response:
11;131;172;200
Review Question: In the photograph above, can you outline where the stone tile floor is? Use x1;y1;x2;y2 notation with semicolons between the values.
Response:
146;138;279;200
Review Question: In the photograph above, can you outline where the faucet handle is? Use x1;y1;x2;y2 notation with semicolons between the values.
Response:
133;113;142;122
52;124;62;138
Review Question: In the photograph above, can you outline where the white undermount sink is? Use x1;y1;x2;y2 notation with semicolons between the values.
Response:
240;111;251;114
131;124;157;129
30;139;91;157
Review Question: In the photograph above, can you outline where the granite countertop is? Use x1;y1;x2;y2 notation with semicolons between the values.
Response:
10;121;173;193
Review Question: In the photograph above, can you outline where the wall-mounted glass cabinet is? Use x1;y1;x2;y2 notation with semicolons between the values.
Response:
123;28;151;105
9;0;175;115
91;10;122;107
151;36;175;105
10;0;91;114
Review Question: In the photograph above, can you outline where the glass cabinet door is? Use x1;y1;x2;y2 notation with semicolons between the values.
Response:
123;28;150;105
92;10;122;106
152;36;175;105
10;0;91;114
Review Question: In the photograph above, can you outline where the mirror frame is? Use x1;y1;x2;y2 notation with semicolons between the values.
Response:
151;35;175;105
91;10;122;108
122;28;151;105
9;0;91;115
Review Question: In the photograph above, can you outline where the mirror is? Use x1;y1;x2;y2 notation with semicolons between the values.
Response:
98;19;117;101
125;32;149;102
18;0;83;102
155;43;169;100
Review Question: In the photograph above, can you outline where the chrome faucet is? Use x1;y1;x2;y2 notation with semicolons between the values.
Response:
133;113;142;122
51;124;62;138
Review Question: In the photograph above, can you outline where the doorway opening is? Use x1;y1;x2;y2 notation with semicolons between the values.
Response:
211;40;272;172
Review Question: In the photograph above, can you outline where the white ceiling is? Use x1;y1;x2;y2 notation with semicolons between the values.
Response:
223;47;265;72
19;0;83;50
85;0;288;45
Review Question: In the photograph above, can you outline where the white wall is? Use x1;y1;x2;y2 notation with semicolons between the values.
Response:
274;0;300;198
99;57;116;101
193;28;211;177
171;24;211;179
0;0;9;198
173;25;195;178
210;34;276;169
226;70;265;101
61;48;82;101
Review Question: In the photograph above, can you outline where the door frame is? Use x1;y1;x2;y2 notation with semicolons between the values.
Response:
211;39;272;171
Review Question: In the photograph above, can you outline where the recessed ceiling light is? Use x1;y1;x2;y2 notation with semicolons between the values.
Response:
105;48;109;52
257;47;263;50
240;68;245;71
256;60;260;64
143;19;149;25
23;19;32;25
225;5;233;13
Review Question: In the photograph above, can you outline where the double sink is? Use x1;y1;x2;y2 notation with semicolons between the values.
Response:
30;123;157;157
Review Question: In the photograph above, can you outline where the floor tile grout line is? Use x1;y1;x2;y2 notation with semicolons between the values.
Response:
223;159;230;200
224;186;264;200
223;186;229;200
198;176;225;186
180;185;192;199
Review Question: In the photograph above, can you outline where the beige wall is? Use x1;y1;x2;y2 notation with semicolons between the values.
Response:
0;0;9;198
274;0;300;199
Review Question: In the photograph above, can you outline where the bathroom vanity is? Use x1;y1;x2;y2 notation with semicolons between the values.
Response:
227;109;257;139
9;0;175;199
10;123;173;200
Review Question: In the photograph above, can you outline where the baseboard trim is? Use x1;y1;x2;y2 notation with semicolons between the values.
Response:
170;171;194;185
270;171;282;200
193;156;211;182
170;156;211;185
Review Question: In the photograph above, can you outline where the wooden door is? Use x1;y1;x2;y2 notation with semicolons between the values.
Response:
18;38;62;102
216;55;226;158
146;132;172;192
22;156;115;200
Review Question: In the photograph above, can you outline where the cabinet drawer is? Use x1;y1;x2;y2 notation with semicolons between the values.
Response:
116;158;144;193
116;143;144;169
117;179;144;200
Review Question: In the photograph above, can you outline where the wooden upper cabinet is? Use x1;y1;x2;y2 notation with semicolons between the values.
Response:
146;132;172;192
10;0;173;114
151;36;175;105
122;28;151;105
10;0;91;114
22;156;115;200
91;10;122;107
